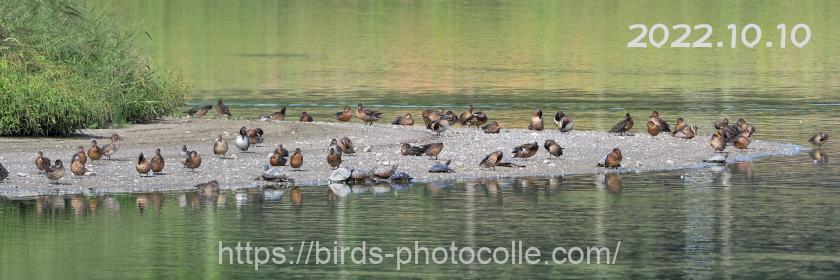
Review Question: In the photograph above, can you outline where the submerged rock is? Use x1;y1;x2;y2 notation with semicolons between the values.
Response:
703;153;728;165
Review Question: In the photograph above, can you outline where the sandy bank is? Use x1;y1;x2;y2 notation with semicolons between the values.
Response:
0;118;804;198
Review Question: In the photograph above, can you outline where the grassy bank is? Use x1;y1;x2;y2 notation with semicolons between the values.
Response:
0;0;186;136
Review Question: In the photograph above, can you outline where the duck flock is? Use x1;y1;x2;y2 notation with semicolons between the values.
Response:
0;98;830;188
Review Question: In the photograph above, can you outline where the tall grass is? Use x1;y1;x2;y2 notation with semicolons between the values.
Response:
0;0;186;136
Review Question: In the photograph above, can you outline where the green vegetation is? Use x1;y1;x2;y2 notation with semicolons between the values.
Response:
0;0;186;136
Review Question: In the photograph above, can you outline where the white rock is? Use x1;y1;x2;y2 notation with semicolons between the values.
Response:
666;160;674;165
364;146;372;152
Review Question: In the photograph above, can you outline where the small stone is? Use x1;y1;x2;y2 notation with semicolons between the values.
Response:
364;146;372;152
229;154;238;160
666;160;674;165
16;173;28;177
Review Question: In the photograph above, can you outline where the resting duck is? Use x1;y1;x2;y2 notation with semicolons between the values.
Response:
609;113;634;135
290;148;303;171
673;117;687;132
528;108;544;131
338;137;355;155
431;119;450;136
710;130;727;153
299;111;314;122
136;153;151;177
646;121;661;138
88;140;103;161
423;143;444;159
101;133;123;160
247;128;264;144
649;111;671;132
70;153;86;178
481;121;501;134
213;135;228;158
336;106;353;122
269;149;287;166
554;111;574;132
184;105;212;118
737;118;756;139
596;148;622;168
392;113;415;126
480;151;504;170
544;140;564;159
809;132;829;148
274;144;290;158
45;159;65;183
216;99;232;118
458;105;476;125
512;142;539;159
235;127;250;152
75;146;87;165
734;134;751;150
327;145;342;169
401;143;426;156
271;106;286;121
672;125;697;139
356;103;383;125
184;151;202;171
35;151;51;174
421;109;444;128
151;148;165;174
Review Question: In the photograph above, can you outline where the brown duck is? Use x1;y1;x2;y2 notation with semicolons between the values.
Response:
335;106;353;122
672;125;697;139
274;144;290;158
710;130;727;153
327;146;342;169
458;105;475;125
36;151;51;174
646;121;661;138
269;149;287;166
459;105;488;128
673;117;687;132
87;140;103;161
512;142;539;159
75;146;87;165
299;111;314;122
528;108;544;131
70;153;86;178
809;132;829;148
609;113;634;135
214;135;228;158
356;103;383;125
101;133;123;160
421;108;444;128
184;151;202;171
734;134;751;150
544;140;564;159
401;143;426;156
431;119;450;136
271;106;286;121
649;111;671;132
247;128;264;144
481;121;501;134
338;137;355;155
185;105;212;117
423;143;444;159
392;113;415;126
136;153;151;177
554;111;574;132
290;148;303;171
480;151;503;170
216;99;232;118
151;148;165;174
45;159;65;183
596;148;622;168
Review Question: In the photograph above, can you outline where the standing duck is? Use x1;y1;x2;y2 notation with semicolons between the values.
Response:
421;109;444;128
185;105;213;118
75;146;87;165
136;153;151;177
235;127;250;152
87;140;103;161
35;151;51;174
356;103;383;125
338;137;355;155
734;135;751;150
290;148;303;171
184;151;202;171
422;143;444;159
45;159;65;183
481;121;501;134
335;106;353;122
649;111;671;132
431;119;450;136
247;128;264;145
646;121;661;138
70;153;86;178
673;117;687;132
327;146;342;169
544;140;564;159
809;132;829;148
512;142;539;159
392;113;415;126
271;107;286;121
216;99;232;118
480;151;504;170
553;111;574;132
269;148;287;166
151;148;165;174
299;111;314;122
609;113;634;135
710;131;727;153
528;108;544;131
101;133;123;160
737;119;756;139
596;148;622;168
214;135;228;158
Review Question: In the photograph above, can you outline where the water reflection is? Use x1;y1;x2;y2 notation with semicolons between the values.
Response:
810;149;829;165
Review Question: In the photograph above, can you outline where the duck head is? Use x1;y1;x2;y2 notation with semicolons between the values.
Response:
239;126;247;136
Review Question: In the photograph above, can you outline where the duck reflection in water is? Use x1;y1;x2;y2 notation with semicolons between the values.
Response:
595;173;623;193
136;194;148;214
290;187;303;206
810;149;828;165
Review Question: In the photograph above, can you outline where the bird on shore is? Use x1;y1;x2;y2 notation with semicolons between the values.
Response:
459;105;489;128
356;103;383;125
269;148;287;166
512;142;539;159
184;151;202;171
247;128;264;145
646;121;661;138
673;117;687;132
299;111;314;122
528;108;544;131
392;113;415;126
151;148;165;174
710;130;727;153
216;99;232;118
553;111;574;132
336;106;353;122
672;125;697;139
329;138;342;155
609;113;634;135
214;135;228;158
649;111;671;132
45;159;65;183
429;160;455;173
809;132;829;148
185;105;212;118
88;140;103;161
422;108;444;128
35;151;51;174
75;146;87;165
338;137;355;155
136;153;151;177
715;118;740;143
274;144;289;158
423;143;444;159
480;151;503;170
481;121;501;134
327;146;342;169
401;143;426;156
544;140;564;159
70;153;86;178
101;133;123;160
736;118;756;139
290;148;303;171
431;119;450;136
734;134;751;150
0;162;8;181
596;148;622;168
271;107;286;121
458;105;476;126
443;110;459;123
235;127;250;152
